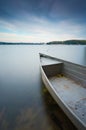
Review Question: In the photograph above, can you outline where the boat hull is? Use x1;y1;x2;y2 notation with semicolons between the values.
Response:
40;53;86;130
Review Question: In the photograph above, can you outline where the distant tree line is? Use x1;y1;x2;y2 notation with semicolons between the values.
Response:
0;42;44;45
0;40;86;45
47;40;86;45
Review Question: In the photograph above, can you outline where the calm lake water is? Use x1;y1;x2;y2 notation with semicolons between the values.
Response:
0;45;86;130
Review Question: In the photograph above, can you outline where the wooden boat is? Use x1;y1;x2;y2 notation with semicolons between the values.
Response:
39;53;86;130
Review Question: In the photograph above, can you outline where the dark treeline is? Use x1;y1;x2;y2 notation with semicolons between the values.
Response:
0;42;44;45
47;40;86;45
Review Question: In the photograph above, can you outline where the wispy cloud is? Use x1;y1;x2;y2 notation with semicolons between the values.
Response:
0;16;86;42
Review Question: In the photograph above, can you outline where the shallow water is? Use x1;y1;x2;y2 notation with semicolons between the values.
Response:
0;45;85;130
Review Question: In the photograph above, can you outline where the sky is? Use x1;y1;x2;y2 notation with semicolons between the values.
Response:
0;0;86;43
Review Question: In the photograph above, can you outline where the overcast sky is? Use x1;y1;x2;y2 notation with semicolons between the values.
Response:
0;0;86;42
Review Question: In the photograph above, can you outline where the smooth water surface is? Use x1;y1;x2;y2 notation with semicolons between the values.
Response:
0;45;85;130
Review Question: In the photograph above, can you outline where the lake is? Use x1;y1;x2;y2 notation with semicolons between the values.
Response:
0;45;86;130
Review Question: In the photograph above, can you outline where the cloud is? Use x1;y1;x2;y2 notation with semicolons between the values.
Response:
0;16;86;42
0;0;86;21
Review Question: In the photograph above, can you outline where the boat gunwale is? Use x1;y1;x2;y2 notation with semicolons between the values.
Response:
39;53;86;68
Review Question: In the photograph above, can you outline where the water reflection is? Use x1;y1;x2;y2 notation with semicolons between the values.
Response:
0;45;85;130
0;108;8;130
